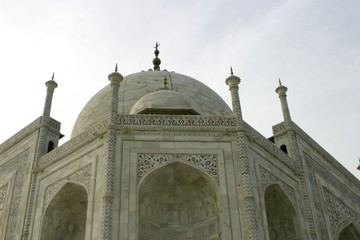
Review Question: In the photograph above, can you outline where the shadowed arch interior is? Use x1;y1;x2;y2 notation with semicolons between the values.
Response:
138;162;219;240
339;223;360;240
40;182;88;240
265;184;300;240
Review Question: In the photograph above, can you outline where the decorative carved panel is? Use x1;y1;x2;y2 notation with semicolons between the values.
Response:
259;165;297;208
0;150;29;240
43;164;92;210
137;154;219;183
0;183;8;223
322;187;360;233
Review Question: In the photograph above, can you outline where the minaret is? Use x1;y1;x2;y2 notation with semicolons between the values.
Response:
225;67;243;121
225;68;260;240
22;73;60;239
153;42;161;71
274;79;318;238
43;73;58;117
107;64;123;124
275;79;291;122
101;64;122;240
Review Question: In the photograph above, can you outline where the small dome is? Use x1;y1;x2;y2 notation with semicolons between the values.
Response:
130;89;201;115
71;70;232;138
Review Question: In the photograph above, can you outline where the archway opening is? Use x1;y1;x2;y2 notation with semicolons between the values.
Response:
41;182;88;240
280;144;288;154
138;162;219;240
339;223;360;240
47;141;55;152
265;184;300;240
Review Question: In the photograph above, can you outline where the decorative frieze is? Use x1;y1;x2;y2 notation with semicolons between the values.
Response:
118;115;234;127
259;166;297;209
137;154;219;183
323;187;360;233
43;164;92;210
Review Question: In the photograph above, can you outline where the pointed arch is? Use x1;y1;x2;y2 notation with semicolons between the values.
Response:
264;184;301;240
337;222;360;240
138;162;220;240
41;182;88;240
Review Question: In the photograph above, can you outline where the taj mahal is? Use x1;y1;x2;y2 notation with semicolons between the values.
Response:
0;44;359;240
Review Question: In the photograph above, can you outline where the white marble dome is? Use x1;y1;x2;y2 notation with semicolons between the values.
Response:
71;70;232;138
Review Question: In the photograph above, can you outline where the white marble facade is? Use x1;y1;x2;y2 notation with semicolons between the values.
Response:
0;61;360;240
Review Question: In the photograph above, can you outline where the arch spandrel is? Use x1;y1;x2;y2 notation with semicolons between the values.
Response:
336;221;360;240
137;153;219;185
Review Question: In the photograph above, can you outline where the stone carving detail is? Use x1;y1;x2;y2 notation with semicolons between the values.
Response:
322;187;360;233
118;115;235;127
42;116;61;131
43;164;91;210
242;122;296;170
272;122;286;135
137;154;219;183
0;184;8;223
0;150;29;240
0;117;42;155
259;166;297;208
38;120;108;168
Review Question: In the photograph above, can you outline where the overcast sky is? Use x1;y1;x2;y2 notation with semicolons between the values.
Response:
0;0;359;178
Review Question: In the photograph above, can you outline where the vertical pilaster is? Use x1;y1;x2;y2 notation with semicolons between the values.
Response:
275;81;317;239
226;70;259;240
22;75;58;239
101;65;122;240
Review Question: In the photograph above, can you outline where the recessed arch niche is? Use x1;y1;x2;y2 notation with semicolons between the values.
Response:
40;182;88;240
138;162;220;240
338;223;360;240
265;184;300;240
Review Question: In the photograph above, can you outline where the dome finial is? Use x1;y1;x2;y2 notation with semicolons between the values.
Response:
115;63;118;72
52;72;55;80
230;67;234;75
162;76;168;90
279;78;282;86
153;42;161;71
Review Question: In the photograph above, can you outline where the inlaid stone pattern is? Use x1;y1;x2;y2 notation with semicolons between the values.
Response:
323;187;360;233
137;154;219;183
118;115;234;127
43;164;92;210
0;150;29;240
259;165;297;208
0;184;8;223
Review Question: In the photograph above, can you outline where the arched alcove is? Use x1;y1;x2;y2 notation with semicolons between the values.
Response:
47;141;55;153
265;184;300;240
280;144;288;154
138;162;219;240
338;223;360;240
41;182;88;240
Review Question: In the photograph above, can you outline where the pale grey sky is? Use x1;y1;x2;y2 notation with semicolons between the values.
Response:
0;0;359;177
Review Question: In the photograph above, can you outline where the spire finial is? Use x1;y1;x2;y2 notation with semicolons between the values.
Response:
153;42;161;71
230;66;234;75
115;63;118;72
51;72;55;80
279;78;282;86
